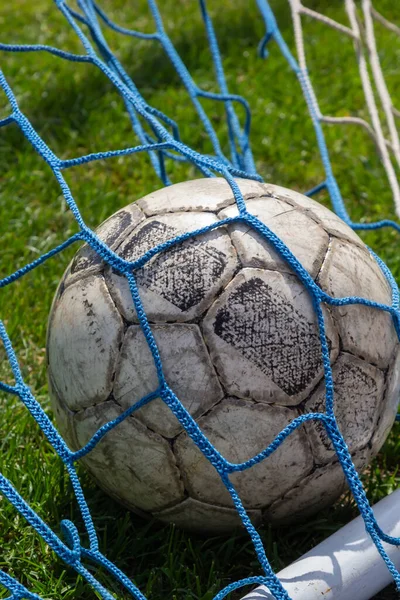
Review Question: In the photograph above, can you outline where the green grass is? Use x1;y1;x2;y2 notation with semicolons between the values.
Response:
0;0;400;598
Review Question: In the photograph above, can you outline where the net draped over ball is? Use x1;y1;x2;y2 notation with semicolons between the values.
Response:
46;178;400;535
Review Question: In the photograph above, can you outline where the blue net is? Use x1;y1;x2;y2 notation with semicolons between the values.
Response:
0;1;399;599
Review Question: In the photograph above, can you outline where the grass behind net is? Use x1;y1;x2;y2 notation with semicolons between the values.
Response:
0;1;399;599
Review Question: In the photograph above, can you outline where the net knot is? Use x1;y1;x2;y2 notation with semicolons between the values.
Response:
60;520;82;563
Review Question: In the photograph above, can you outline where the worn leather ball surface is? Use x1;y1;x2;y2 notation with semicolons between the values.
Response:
47;178;400;534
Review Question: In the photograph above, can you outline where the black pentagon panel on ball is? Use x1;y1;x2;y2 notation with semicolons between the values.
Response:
64;204;145;289
305;352;385;462
105;210;239;323
203;267;339;405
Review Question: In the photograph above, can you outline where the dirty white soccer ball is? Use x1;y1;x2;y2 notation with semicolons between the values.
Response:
47;178;400;534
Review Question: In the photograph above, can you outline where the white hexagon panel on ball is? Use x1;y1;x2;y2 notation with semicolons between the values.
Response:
47;178;400;534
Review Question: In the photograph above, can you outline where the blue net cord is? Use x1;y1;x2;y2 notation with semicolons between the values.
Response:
0;1;399;599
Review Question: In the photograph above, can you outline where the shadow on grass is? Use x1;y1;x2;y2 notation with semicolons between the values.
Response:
0;0;295;157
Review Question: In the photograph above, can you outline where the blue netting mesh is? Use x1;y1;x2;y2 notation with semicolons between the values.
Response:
0;1;399;599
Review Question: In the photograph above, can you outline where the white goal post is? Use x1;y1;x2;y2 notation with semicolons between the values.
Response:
240;489;400;600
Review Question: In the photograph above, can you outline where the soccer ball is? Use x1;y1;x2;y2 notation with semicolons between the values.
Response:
47;178;400;534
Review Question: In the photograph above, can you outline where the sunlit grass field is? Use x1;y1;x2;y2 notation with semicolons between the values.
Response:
0;1;400;598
